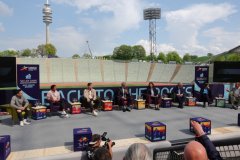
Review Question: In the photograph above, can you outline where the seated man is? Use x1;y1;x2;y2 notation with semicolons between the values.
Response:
184;121;222;160
83;83;100;116
46;84;69;118
145;82;161;110
173;82;185;109
10;89;30;126
229;83;240;110
117;82;133;112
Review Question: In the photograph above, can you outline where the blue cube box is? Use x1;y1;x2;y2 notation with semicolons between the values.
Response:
145;121;166;142
73;128;92;152
32;108;47;120
161;98;172;108
190;117;211;135
0;135;11;160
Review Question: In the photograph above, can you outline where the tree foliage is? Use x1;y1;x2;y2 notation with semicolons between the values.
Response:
112;45;133;60
82;53;92;59
0;50;19;57
36;43;57;57
21;49;31;57
183;53;191;62
166;51;182;63
45;44;57;56
157;52;166;63
72;54;80;59
132;45;146;60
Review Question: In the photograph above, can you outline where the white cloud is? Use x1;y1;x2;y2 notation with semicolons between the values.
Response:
51;26;86;56
0;23;4;32
165;3;237;55
0;26;87;57
0;1;13;16
0;35;42;51
52;0;142;55
203;27;240;53
0;1;13;33
136;39;176;55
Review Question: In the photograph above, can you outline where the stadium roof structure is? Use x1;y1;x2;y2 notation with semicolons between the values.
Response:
228;45;240;53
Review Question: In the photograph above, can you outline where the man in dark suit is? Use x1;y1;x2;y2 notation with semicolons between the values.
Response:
117;82;132;112
173;82;185;109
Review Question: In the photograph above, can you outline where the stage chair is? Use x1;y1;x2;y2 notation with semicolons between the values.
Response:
49;103;61;116
10;104;32;125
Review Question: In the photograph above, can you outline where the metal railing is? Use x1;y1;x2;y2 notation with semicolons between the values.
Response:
153;137;240;160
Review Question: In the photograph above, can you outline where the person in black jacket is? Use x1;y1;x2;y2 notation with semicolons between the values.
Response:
173;82;185;109
200;83;212;108
116;82;133;112
184;121;222;160
145;82;161;110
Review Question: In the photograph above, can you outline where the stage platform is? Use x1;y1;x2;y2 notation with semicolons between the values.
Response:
1;105;240;160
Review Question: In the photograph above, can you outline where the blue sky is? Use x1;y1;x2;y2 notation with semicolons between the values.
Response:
0;0;240;57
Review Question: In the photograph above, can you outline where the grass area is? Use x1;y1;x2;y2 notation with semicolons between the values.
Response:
192;56;210;63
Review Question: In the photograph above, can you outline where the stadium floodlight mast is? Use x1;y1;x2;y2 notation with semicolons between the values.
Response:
43;0;52;44
143;8;161;61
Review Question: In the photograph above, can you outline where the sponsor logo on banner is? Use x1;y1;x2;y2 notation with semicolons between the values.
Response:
194;66;209;100
17;65;40;102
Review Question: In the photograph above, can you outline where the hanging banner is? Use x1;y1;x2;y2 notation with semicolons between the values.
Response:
17;65;40;101
194;66;209;91
194;66;209;100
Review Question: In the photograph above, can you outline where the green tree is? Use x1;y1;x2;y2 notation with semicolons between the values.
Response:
157;52;166;63
103;55;112;60
132;45;146;60
30;49;38;58
82;53;92;59
145;54;157;61
112;45;133;60
21;49;31;57
190;55;198;61
72;54;80;59
166;51;182;63
207;53;213;57
183;53;191;62
45;44;57;56
0;50;19;57
36;43;57;57
214;55;226;61
36;44;46;57
226;54;240;61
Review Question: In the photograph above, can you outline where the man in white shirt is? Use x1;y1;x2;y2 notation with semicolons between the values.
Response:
47;85;69;118
83;83;100;116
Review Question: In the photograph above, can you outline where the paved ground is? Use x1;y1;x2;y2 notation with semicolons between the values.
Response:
1;105;239;152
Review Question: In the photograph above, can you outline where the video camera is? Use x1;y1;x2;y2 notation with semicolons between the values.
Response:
101;132;115;149
86;132;115;160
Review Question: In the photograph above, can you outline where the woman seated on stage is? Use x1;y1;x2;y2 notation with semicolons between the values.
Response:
145;82;161;110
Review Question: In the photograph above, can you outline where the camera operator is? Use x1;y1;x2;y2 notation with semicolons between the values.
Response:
86;134;113;160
